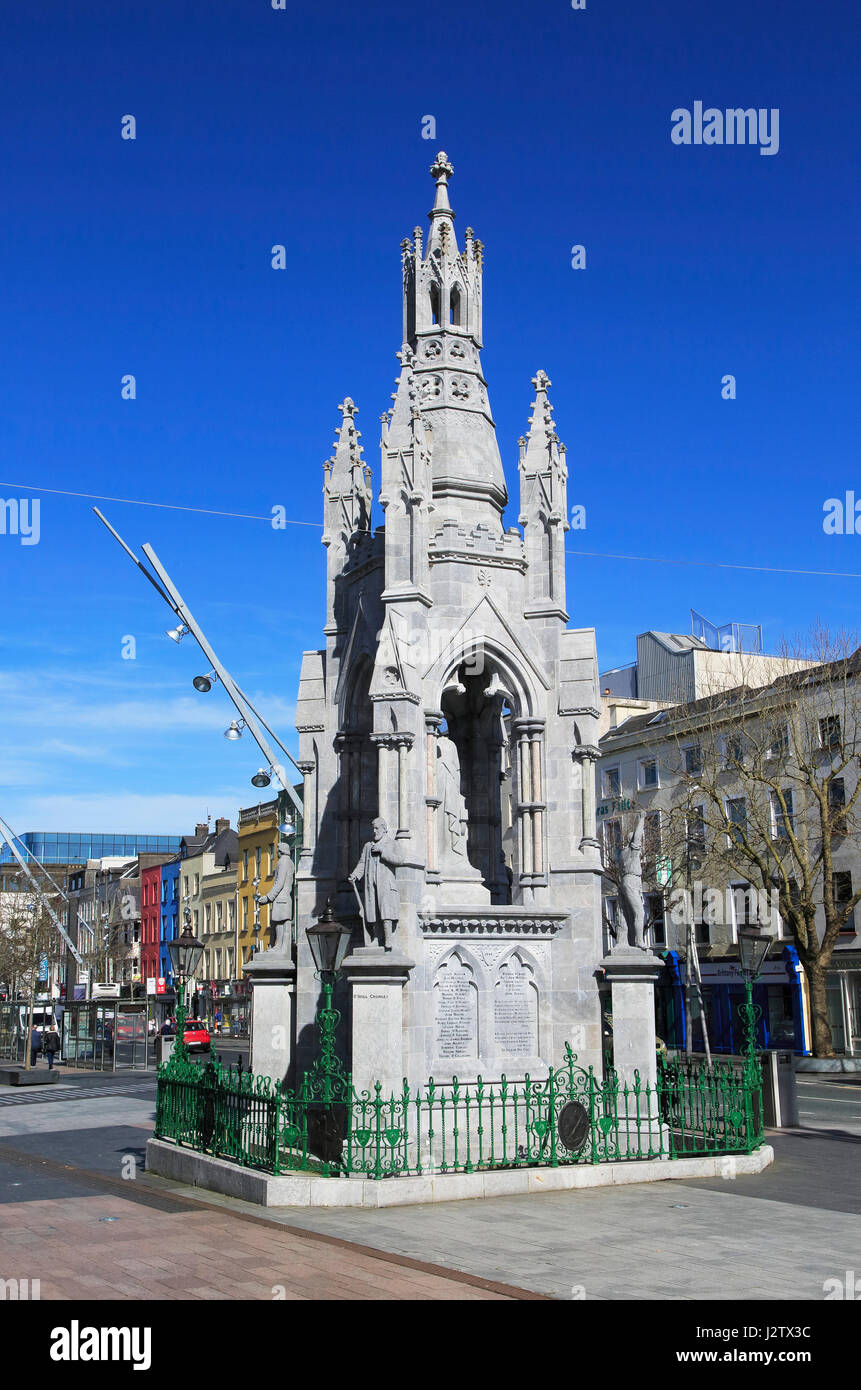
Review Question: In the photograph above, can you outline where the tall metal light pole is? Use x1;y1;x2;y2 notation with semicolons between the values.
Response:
93;510;303;817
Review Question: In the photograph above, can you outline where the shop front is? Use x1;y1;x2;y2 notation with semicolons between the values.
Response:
657;946;810;1056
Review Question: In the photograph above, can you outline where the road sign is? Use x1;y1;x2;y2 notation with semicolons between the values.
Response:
656;857;672;887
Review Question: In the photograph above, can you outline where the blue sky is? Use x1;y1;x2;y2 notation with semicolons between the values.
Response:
0;0;859;835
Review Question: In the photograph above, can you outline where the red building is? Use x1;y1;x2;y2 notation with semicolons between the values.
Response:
140;862;161;983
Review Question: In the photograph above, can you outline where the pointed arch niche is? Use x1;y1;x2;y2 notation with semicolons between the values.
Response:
336;659;378;879
427;644;546;904
493;951;540;1058
433;949;479;1061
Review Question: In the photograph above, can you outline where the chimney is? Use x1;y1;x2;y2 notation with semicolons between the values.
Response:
214;817;230;835
194;822;209;838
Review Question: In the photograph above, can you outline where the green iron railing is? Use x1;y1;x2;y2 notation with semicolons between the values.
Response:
154;1043;764;1179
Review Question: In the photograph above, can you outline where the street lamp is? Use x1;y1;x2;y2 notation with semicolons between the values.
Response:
223;719;246;740
304;902;353;1100
737;925;771;1067
193;671;218;693
251;768;271;789
167;919;204;1061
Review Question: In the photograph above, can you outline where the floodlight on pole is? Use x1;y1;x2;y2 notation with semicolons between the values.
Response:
251;768;271;789
166;623;190;643
224;719;246;741
93;511;303;817
193;671;218;693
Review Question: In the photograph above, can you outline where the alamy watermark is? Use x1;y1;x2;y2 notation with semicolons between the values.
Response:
671;103;779;156
1;498;40;546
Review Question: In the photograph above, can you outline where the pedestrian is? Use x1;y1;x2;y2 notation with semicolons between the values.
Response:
30;1025;42;1067
44;1023;61;1070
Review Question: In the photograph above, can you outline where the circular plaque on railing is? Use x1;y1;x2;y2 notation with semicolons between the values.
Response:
557;1100;589;1152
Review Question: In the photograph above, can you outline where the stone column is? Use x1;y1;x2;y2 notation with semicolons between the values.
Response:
600;947;665;1155
425;712;442;880
244;954;296;1089
341;947;415;1098
575;744;602;853
297;759;316;866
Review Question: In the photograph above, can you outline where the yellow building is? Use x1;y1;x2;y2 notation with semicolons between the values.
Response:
237;800;279;966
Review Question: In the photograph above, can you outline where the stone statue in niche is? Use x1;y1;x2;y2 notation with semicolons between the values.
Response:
349;817;401;951
616;813;647;949
255;840;294;955
436;734;469;860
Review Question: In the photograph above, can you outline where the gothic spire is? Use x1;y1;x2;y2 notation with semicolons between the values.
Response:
322;397;372;542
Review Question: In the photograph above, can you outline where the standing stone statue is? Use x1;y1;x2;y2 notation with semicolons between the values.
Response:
256;840;295;954
436;733;469;859
350;817;400;951
617;813;647;949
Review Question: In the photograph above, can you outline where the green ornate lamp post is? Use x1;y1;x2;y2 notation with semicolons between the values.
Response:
304;902;353;1102
167;914;205;1064
737;925;771;1074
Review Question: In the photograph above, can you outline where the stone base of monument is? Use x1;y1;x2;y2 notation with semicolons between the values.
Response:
244;951;296;1088
145;1138;773;1208
342;947;415;1098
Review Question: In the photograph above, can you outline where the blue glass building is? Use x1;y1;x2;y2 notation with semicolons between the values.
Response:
0;831;181;865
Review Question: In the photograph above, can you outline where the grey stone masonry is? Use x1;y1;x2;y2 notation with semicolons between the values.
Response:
293;154;604;1090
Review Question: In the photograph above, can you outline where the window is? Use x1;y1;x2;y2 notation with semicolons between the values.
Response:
429;283;441;325
829;777;847;834
644;892;665;946
603;895;620;940
767;722;789;759
255;846;262;877
603;818;623;859
834;871;856;936
216;901;223;931
687;804;706;851
724;734;746;769
820;716;841;752
771;789;794;840
602;767;621;799
242;896;249;927
694;919;711;947
183;875;189;898
449;286;462;325
644;812;662;858
193;909;199;932
243;849;249;880
729;882;756;936
726;797;747;846
638;759;658;790
684;744;702;776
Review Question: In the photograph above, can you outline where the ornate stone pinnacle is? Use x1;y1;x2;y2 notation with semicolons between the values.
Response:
531;370;551;392
338;398;357;418
430;151;453;184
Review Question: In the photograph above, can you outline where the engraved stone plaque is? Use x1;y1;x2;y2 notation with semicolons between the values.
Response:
434;955;478;1059
494;955;538;1056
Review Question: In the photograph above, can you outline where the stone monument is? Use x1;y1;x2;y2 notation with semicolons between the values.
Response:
288;152;607;1092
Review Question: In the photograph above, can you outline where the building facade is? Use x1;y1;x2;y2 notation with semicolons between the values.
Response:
598;652;861;1055
179;819;239;1024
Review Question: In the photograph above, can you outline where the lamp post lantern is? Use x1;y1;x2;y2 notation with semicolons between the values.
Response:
304;902;353;1101
167;914;204;1062
737;925;771;1070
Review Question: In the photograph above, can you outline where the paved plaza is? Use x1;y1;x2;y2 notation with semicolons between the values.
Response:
1;1074;859;1301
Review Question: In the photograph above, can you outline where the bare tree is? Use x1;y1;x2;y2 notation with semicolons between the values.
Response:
650;630;861;1058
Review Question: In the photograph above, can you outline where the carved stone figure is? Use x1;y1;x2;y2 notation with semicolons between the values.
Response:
350;817;401;950
436;734;469;860
617;813;646;949
256;841;294;954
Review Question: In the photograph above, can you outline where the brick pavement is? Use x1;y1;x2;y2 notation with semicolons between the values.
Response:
0;1192;530;1300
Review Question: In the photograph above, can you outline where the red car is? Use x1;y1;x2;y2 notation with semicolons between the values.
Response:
183;1019;211;1053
